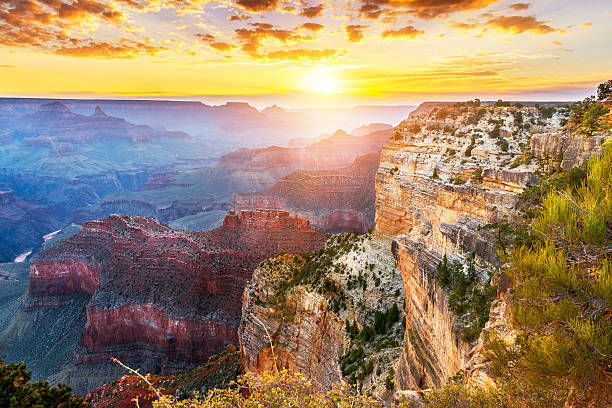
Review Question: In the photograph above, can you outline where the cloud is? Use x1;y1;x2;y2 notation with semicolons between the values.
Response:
300;22;325;32
484;15;565;35
0;0;174;59
265;48;344;60
235;22;312;56
448;21;477;30
57;0;125;24
359;0;501;20
209;42;236;51
359;3;383;19
381;25;424;39
345;25;368;42
228;13;251;21
196;33;237;52
53;38;167;58
235;0;279;12
299;4;324;18
580;22;592;30
508;3;530;11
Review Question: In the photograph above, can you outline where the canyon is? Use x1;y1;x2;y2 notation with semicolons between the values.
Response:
232;153;379;232
1;98;609;407
235;102;610;401
1;210;326;394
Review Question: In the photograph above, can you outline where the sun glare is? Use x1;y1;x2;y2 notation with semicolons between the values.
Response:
304;70;341;94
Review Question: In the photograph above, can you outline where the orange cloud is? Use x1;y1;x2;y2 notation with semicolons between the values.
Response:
235;0;278;12
53;38;167;58
508;3;530;11
235;22;312;56
195;33;237;52
228;13;251;21
300;22;325;32
381;25;424;39
485;15;565;35
359;0;500;20
345;24;368;42
299;4;324;18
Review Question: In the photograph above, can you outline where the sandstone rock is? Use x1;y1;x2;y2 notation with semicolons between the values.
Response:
25;210;326;390
373;103;605;391
239;233;405;397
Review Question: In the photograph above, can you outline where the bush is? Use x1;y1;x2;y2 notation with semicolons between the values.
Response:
0;360;88;407
579;103;610;136
495;100;511;107
436;256;495;342
597;79;612;100
471;167;483;182
464;135;476;157
452;175;466;185
466;108;486;125
484;144;612;406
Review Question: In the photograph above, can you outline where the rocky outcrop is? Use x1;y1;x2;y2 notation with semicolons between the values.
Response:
239;232;405;397
18;210;326;392
530;130;609;172
85;345;241;408
212;129;389;194
375;104;556;389
232;154;379;233
373;102;611;393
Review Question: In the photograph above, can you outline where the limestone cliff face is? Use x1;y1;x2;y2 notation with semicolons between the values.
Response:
232;154;379;233
239;233;405;396
375;104;559;389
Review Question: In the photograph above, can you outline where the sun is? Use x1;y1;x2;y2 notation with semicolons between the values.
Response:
303;69;341;94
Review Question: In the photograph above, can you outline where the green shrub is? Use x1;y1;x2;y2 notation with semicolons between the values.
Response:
0;360;88;407
436;255;495;342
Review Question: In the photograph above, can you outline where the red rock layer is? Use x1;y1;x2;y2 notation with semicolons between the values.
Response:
232;154;379;233
85;345;240;408
29;211;327;371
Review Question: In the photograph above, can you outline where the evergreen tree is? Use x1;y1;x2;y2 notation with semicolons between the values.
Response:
0;360;88;408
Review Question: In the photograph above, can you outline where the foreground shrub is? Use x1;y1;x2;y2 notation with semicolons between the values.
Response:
151;369;509;408
0;359;88;407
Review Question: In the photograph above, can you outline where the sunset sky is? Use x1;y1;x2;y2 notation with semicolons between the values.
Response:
1;0;611;107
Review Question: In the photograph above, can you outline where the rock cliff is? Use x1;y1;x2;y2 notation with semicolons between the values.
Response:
374;103;608;391
377;104;552;389
239;232;405;396
7;210;326;394
232;154;379;233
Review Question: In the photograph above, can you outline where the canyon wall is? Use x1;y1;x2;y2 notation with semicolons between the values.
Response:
233;154;379;233
6;210;326;394
239;232;405;396
374;104;608;390
211;129;389;194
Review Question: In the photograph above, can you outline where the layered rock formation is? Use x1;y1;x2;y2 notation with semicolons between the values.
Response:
232;154;379;233
85;345;241;408
7;210;326;393
374;104;556;389
239;232;405;396
374;103;609;391
211;129;389;194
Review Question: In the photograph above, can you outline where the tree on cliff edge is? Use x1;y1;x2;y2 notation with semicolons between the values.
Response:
597;79;612;101
0;360;89;408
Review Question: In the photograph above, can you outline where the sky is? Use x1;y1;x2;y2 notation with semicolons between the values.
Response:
0;0;611;107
